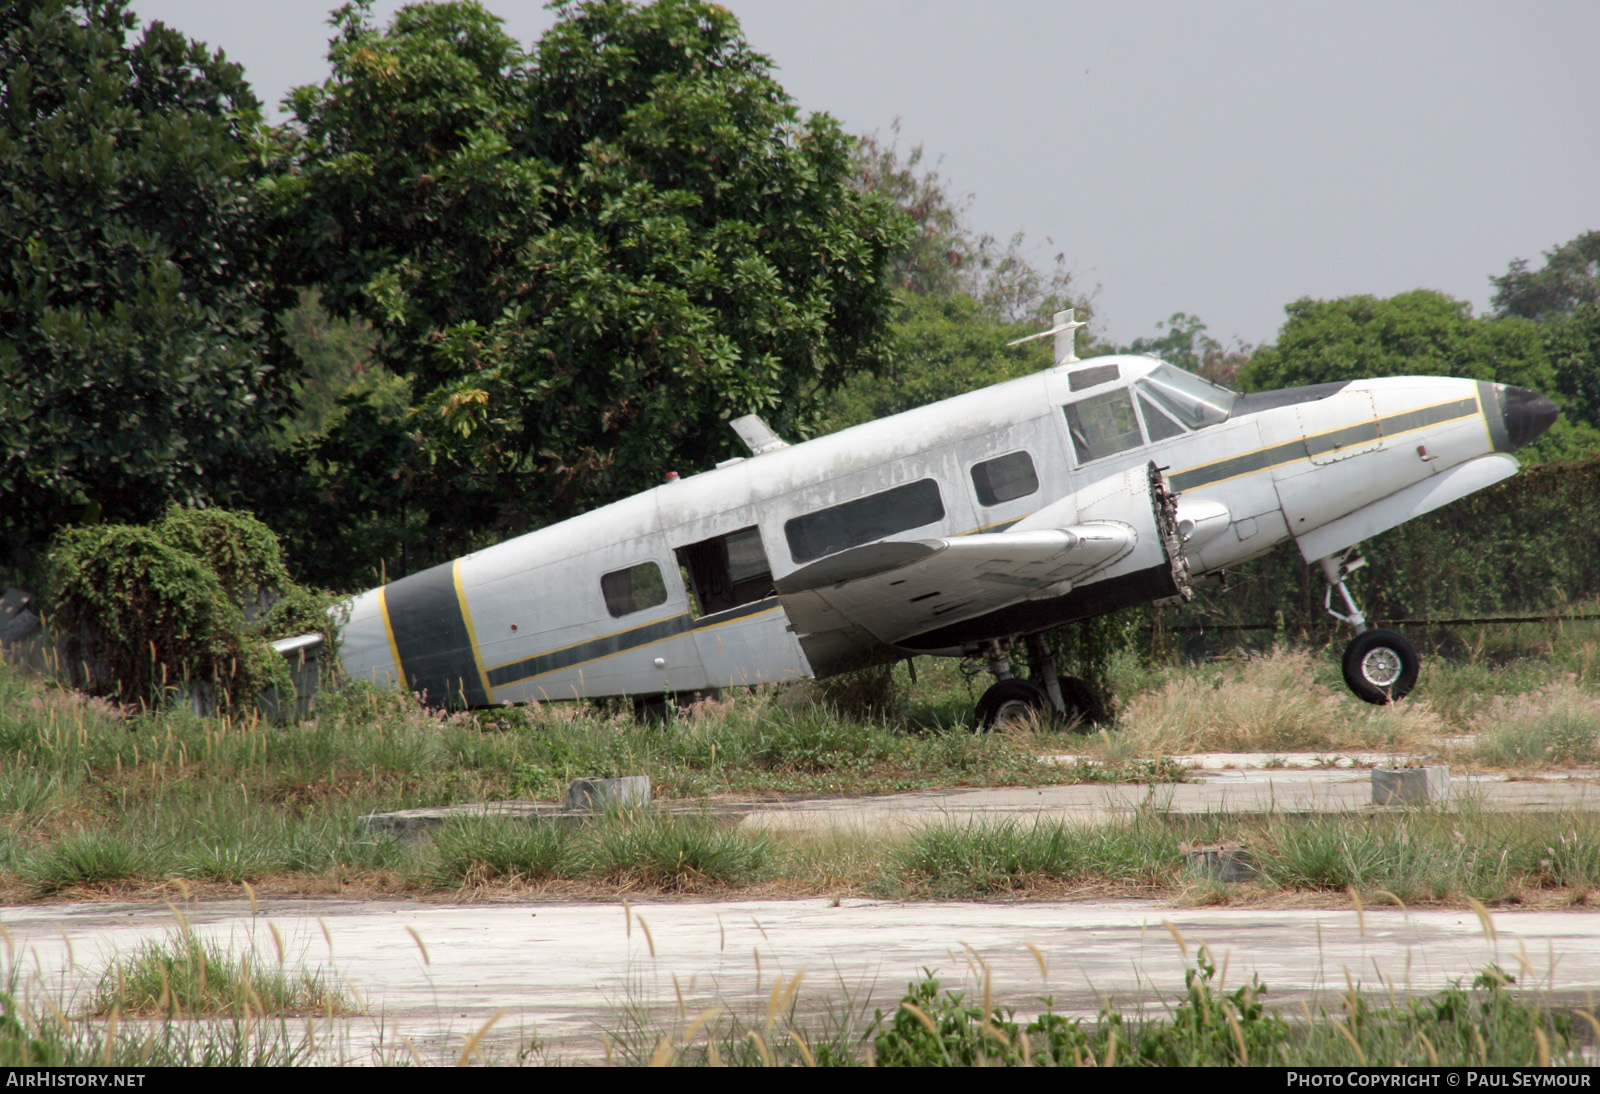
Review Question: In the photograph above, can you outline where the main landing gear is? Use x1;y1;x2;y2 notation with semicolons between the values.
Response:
1319;551;1419;704
971;635;1099;731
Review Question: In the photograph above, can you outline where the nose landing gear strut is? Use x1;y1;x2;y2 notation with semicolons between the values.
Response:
1320;551;1419;704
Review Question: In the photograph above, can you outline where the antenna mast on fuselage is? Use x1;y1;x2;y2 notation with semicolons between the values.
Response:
1006;308;1087;366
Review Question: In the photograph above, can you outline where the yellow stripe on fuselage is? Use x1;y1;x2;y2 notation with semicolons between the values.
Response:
453;558;495;703
376;584;405;684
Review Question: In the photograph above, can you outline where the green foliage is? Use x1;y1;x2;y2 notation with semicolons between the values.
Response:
22;827;156;893
872;954;1284;1067
822;293;1051;430
866;957;1587;1067
153;506;291;611
1241;291;1547;390
277;288;405;443
853;125;1079;324
1542;301;1600;434
1121;311;1252;387
1236;290;1599;461
585;813;772;890
426;815;572;886
873;971;1076;1066
43;508;338;708
44;522;265;705
93;930;352;1018
1492;230;1600;321
891;819;1178;898
273;0;909;579
0;0;296;568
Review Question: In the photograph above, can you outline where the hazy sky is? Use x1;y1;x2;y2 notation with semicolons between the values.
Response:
133;0;1599;350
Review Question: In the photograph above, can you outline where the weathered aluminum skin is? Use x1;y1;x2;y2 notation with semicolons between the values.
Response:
339;355;1530;707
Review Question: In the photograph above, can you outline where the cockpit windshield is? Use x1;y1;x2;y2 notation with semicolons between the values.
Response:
1134;364;1236;430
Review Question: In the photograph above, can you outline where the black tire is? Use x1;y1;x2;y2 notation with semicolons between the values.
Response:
1342;629;1420;704
974;678;1051;730
1058;675;1101;731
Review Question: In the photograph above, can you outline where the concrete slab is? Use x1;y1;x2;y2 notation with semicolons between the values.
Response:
738;769;1600;833
6;897;1599;1064
361;762;1600;838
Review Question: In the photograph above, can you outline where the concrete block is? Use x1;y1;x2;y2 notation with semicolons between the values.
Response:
1182;843;1259;883
1372;765;1448;807
566;776;651;812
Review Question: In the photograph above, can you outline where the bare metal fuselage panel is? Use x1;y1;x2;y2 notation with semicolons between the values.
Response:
338;355;1526;706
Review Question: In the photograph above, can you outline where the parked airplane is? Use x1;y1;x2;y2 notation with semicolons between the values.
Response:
326;311;1558;727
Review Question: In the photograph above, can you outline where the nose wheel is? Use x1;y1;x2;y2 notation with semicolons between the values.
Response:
1342;628;1420;704
1320;551;1419;704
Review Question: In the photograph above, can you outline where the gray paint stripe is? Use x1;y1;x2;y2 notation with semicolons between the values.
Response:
1171;397;1479;492
487;596;779;689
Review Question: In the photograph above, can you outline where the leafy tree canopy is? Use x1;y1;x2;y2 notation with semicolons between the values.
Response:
0;0;293;570
1119;311;1251;389
854;124;1077;324
821;293;1051;431
273;0;909;573
823;130;1089;429
1490;232;1600;439
1491;230;1600;321
1237;290;1598;461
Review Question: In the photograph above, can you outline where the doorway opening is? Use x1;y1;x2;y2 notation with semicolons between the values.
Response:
675;526;774;617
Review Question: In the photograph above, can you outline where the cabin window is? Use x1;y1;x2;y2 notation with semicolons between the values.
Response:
675;526;773;617
970;451;1039;507
785;479;945;564
1064;388;1143;464
1139;395;1187;441
600;562;668;618
1068;363;1119;391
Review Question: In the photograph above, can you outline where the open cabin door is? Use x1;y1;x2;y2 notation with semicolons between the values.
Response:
674;526;809;687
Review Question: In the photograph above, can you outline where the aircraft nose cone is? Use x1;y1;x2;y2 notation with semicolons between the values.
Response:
1501;385;1559;451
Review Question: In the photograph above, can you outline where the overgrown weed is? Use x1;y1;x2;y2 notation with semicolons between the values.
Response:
93;930;354;1019
1114;647;1443;754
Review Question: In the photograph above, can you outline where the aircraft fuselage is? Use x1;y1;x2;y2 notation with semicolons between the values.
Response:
337;355;1554;707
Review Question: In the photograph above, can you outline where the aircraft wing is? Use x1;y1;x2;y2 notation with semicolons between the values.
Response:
774;525;1134;651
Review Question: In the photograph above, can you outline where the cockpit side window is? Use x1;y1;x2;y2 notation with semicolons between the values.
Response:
1064;389;1143;464
1135;364;1235;430
1138;395;1187;441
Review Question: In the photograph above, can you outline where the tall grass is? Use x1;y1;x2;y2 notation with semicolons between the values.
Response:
1114;647;1444;754
886;809;1600;903
1464;678;1600;766
891;818;1179;898
93;930;354;1019
613;946;1596;1067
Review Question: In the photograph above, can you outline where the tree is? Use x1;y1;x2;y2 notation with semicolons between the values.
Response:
854;124;1079;324
0;0;293;572
824;128;1091;430
821;293;1052;431
1121;312;1251;388
1237;290;1598;461
1490;232;1600;440
1491;230;1600;321
274;0;909;576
